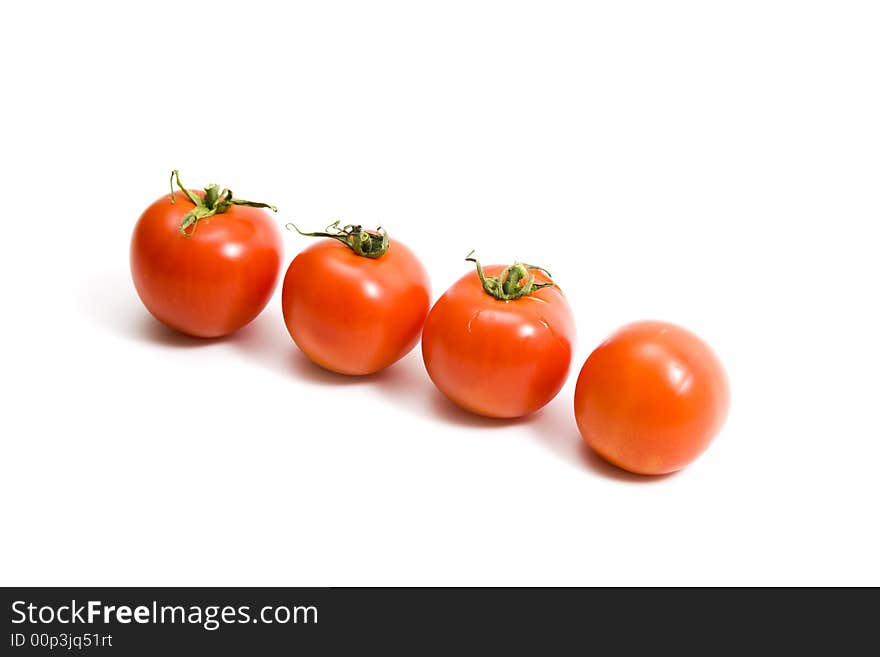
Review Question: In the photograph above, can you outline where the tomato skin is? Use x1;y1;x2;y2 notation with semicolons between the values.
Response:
281;239;431;375
574;321;730;475
421;266;575;418
130;192;283;338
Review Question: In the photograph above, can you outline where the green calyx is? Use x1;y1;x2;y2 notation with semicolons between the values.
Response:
466;251;555;301
169;170;277;237
287;221;390;259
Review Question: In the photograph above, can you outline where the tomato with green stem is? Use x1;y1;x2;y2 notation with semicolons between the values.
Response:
281;222;431;375
421;253;575;418
130;171;283;338
574;320;730;475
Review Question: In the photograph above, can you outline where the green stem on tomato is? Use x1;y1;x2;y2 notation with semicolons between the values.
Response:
465;250;554;301
286;221;390;259
169;169;277;237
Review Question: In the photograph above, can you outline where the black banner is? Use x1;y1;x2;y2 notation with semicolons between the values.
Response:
1;587;873;653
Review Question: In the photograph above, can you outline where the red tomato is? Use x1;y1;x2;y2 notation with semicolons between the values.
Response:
574;321;730;475
281;223;431;375
131;171;283;338
421;256;575;418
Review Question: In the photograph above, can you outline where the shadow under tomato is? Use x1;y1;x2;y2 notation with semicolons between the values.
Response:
529;394;676;483
77;268;218;349
580;445;678;483
228;312;379;386
371;351;430;397
371;351;534;429
428;392;536;429
136;315;222;348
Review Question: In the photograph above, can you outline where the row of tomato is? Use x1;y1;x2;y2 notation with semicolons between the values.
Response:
130;172;729;476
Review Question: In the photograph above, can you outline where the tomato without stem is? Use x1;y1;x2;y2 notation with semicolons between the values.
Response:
131;171;283;338
421;256;575;418
574;320;730;475
281;222;431;375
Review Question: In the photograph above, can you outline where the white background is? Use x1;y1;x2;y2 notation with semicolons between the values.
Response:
1;1;878;586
